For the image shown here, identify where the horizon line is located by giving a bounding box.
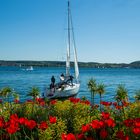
[0,59,139,64]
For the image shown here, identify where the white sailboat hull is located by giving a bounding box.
[45,83,80,99]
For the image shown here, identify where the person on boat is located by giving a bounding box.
[50,83,55,93]
[57,73,65,89]
[51,76,55,85]
[60,73,65,81]
[69,75,74,85]
[51,76,55,92]
[66,75,74,86]
[50,83,53,89]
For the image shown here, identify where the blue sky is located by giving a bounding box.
[0,0,140,63]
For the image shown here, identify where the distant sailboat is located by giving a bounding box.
[26,66,33,71]
[45,0,80,99]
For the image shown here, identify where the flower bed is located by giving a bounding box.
[0,97,140,140]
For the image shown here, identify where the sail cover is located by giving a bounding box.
[73,44,79,81]
[66,44,70,76]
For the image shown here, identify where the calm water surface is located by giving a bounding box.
[0,66,140,103]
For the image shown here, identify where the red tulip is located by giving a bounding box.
[82,124,90,133]
[49,116,57,124]
[38,121,48,130]
[25,120,36,130]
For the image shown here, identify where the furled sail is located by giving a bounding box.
[73,44,79,81]
[66,44,70,77]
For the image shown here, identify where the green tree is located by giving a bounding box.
[27,87,40,100]
[115,84,128,119]
[96,83,105,112]
[134,90,140,101]
[87,78,97,105]
[0,87,12,102]
[115,84,128,104]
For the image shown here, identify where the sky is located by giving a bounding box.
[0,0,140,63]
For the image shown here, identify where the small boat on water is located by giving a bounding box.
[44,0,80,99]
[26,66,33,71]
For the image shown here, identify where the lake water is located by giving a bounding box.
[0,66,140,103]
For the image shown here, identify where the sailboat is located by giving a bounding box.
[26,66,33,71]
[44,0,80,99]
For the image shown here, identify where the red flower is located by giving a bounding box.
[135,118,140,122]
[123,135,130,140]
[10,114,19,121]
[122,101,129,107]
[25,120,36,130]
[77,133,85,139]
[135,122,140,127]
[99,121,105,128]
[50,99,57,105]
[38,121,48,130]
[6,123,19,134]
[133,127,140,135]
[19,117,28,125]
[67,133,76,140]
[90,120,103,129]
[61,133,76,140]
[124,119,134,127]
[113,102,117,106]
[101,101,112,106]
[69,97,80,104]
[36,98,46,106]
[100,129,108,139]
[6,115,20,134]
[116,130,124,139]
[49,116,57,124]
[61,133,67,140]
[36,97,44,103]
[134,120,140,127]
[0,117,5,128]
[105,118,115,127]
[40,101,45,106]
[115,105,122,110]
[9,114,19,125]
[82,124,90,133]
[4,121,10,128]
[80,100,90,105]
[14,99,19,103]
[101,112,110,119]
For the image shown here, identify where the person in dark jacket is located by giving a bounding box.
[69,75,74,85]
[51,76,55,86]
[66,75,74,86]
[51,76,55,92]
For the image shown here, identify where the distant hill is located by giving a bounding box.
[0,60,140,68]
[130,61,140,68]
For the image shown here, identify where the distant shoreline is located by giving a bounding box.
[0,60,140,68]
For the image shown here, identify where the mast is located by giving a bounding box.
[66,0,79,81]
[70,6,79,81]
[66,0,70,77]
